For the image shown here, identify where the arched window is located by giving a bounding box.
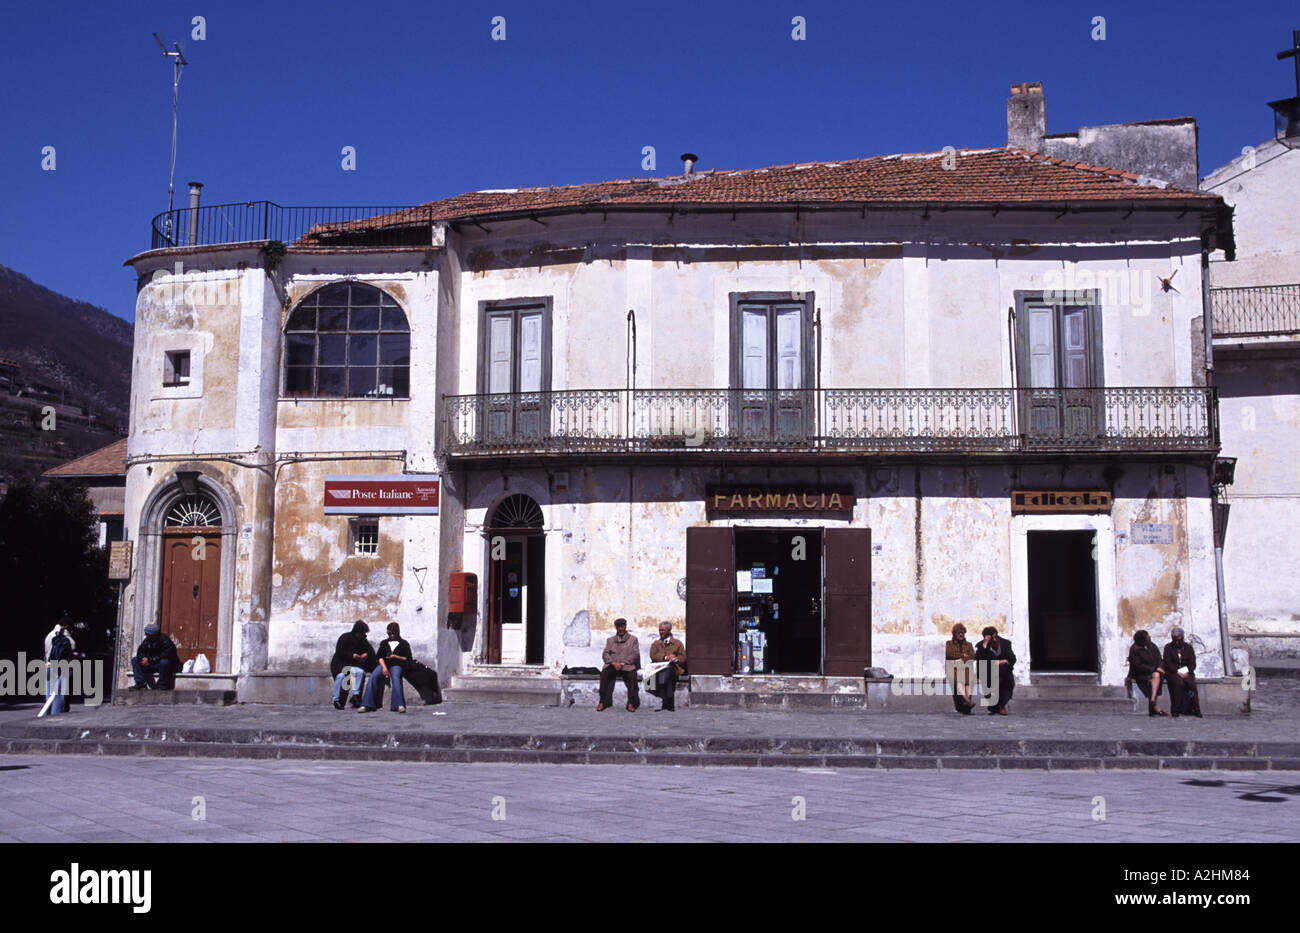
[284,282,410,398]
[488,494,544,531]
[164,493,223,528]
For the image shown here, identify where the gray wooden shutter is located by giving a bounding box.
[486,312,514,441]
[775,305,806,439]
[823,527,871,676]
[739,306,769,439]
[1060,305,1097,439]
[685,526,735,675]
[517,310,544,440]
[1026,304,1060,438]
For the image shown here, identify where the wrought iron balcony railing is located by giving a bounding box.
[441,387,1218,456]
[1210,284,1300,338]
[149,202,434,251]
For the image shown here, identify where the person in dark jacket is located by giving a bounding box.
[330,620,375,709]
[1162,627,1202,718]
[45,616,75,715]
[359,622,412,713]
[974,626,1016,715]
[1127,630,1167,716]
[130,623,180,690]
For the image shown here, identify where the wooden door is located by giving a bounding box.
[685,527,734,675]
[823,528,871,676]
[159,530,221,667]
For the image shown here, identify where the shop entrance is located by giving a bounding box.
[733,529,823,674]
[485,494,545,665]
[1027,530,1098,671]
[686,525,869,677]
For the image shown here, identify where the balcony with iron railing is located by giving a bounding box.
[1210,284,1300,339]
[440,387,1218,459]
[148,202,435,251]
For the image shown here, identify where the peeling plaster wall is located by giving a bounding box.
[1204,140,1300,654]
[454,463,1220,684]
[266,266,443,671]
[122,251,277,679]
[445,209,1221,682]
[449,211,1208,399]
[123,251,447,678]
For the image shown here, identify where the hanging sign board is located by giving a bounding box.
[324,474,440,515]
[108,541,133,580]
[1011,489,1112,514]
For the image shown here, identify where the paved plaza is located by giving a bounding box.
[1,754,1296,843]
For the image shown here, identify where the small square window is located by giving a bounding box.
[164,350,191,387]
[350,519,379,556]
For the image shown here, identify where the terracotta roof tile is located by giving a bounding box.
[43,438,128,478]
[299,146,1225,244]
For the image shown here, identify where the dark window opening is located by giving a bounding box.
[164,350,191,387]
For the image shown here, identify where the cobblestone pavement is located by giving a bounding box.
[0,755,1296,843]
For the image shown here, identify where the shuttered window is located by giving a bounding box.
[1014,292,1103,442]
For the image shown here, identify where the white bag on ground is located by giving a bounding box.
[193,654,211,674]
[182,659,196,674]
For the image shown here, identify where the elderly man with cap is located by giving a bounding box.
[330,620,375,709]
[1162,627,1202,718]
[130,623,180,690]
[597,618,641,712]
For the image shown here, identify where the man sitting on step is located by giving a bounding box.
[130,623,180,690]
[597,618,640,712]
[647,622,687,712]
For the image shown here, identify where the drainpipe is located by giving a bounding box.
[626,309,636,441]
[186,182,203,246]
[1202,237,1234,677]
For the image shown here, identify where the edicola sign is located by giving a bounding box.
[324,474,440,515]
[1011,489,1112,514]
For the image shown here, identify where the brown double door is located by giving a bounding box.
[685,526,871,676]
[160,529,221,667]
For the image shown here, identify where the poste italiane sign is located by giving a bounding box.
[324,474,440,515]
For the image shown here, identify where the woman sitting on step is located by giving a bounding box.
[1127,630,1168,717]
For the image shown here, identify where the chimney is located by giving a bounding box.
[680,152,699,175]
[1007,82,1045,151]
[186,182,203,246]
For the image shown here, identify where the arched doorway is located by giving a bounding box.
[485,494,545,664]
[159,492,224,668]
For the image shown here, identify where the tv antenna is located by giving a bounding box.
[153,33,189,244]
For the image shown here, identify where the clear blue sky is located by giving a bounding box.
[1,0,1295,321]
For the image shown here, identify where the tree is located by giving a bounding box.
[0,477,117,663]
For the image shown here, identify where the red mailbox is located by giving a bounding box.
[449,572,477,613]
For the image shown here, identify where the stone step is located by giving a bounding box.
[448,674,562,689]
[441,687,560,707]
[113,688,236,707]
[995,698,1134,714]
[1017,685,1129,700]
[691,691,869,709]
[3,733,1295,771]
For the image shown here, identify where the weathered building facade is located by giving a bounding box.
[1203,137,1300,659]
[120,144,1234,704]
